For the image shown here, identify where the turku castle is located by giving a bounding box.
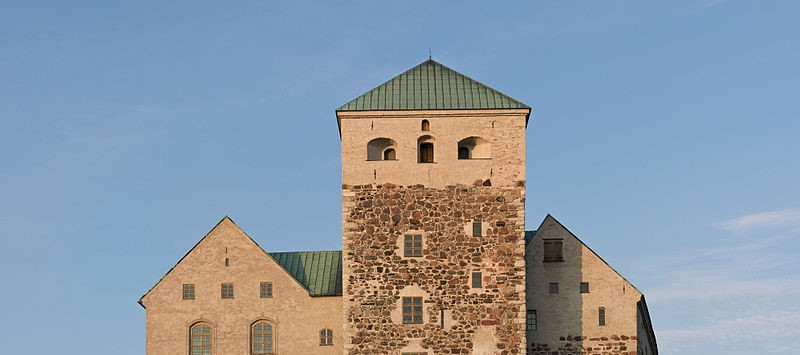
[139,59,658,355]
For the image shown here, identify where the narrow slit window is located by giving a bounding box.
[471,272,482,288]
[472,219,482,237]
[526,310,537,331]
[599,307,606,326]
[421,119,430,131]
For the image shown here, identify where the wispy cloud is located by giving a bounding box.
[719,208,800,232]
[660,308,800,353]
[644,208,800,354]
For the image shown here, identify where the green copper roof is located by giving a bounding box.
[337,59,530,111]
[269,251,342,296]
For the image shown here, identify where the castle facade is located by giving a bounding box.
[139,59,657,355]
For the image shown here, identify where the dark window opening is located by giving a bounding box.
[543,239,564,262]
[599,307,606,326]
[421,119,430,131]
[471,272,482,288]
[472,219,482,237]
[458,146,470,159]
[419,143,434,163]
[383,148,396,160]
[580,282,590,293]
[549,282,559,294]
[526,310,537,331]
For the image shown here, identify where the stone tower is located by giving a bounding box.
[337,59,531,355]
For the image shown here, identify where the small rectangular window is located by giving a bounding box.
[260,282,273,298]
[471,272,482,288]
[472,219,482,237]
[599,307,606,326]
[182,284,195,300]
[404,235,423,257]
[543,239,564,262]
[580,282,590,293]
[549,282,559,294]
[526,310,537,331]
[319,328,333,346]
[402,297,423,324]
[221,283,234,299]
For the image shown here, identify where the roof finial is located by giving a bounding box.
[428,48,432,60]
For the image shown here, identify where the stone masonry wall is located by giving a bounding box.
[529,335,637,355]
[342,183,526,355]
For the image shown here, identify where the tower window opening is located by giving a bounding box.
[367,138,398,161]
[458,147,470,159]
[421,119,430,131]
[419,143,434,163]
[383,148,396,160]
[457,136,491,159]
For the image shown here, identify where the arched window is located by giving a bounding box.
[417,135,435,163]
[367,138,398,161]
[457,137,491,159]
[421,119,430,131]
[252,321,274,354]
[190,322,213,355]
[383,148,396,160]
[319,328,333,346]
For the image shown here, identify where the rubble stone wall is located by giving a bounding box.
[342,183,527,355]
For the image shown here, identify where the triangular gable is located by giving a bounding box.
[530,214,643,294]
[337,59,531,113]
[138,216,340,308]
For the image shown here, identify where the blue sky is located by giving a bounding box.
[1,1,798,354]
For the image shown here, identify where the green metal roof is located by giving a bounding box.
[337,59,530,111]
[269,251,342,296]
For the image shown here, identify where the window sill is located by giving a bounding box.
[543,259,564,263]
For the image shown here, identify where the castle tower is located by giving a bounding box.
[337,59,531,355]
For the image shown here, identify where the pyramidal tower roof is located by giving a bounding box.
[337,59,530,112]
